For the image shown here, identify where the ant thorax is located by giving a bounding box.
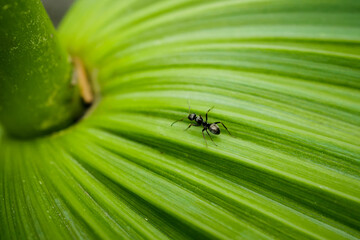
[195,116,203,124]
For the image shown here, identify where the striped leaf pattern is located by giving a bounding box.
[1,0,360,239]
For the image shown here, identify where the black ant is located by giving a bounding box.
[171,102,231,146]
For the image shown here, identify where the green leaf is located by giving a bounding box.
[1,0,360,239]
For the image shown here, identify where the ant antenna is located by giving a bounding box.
[188,99,191,114]
[171,100,191,126]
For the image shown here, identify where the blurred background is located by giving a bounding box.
[41,0,74,26]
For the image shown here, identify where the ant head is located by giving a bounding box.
[188,113,196,121]
[187,100,197,121]
[209,123,220,135]
[195,115,203,124]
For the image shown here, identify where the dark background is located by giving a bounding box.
[41,0,74,26]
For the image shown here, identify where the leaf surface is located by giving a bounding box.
[1,0,360,239]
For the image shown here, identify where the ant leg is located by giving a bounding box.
[201,129,208,147]
[185,123,199,131]
[171,117,186,126]
[214,122,231,135]
[206,129,217,146]
[205,106,214,123]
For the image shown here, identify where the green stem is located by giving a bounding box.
[0,0,84,139]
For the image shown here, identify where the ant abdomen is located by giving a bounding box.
[209,123,220,135]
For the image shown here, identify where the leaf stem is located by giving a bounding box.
[0,0,85,139]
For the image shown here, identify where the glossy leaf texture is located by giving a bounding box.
[1,0,360,239]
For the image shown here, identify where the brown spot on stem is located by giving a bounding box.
[73,57,93,104]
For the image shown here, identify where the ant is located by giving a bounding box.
[171,102,231,146]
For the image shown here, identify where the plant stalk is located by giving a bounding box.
[0,0,84,139]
